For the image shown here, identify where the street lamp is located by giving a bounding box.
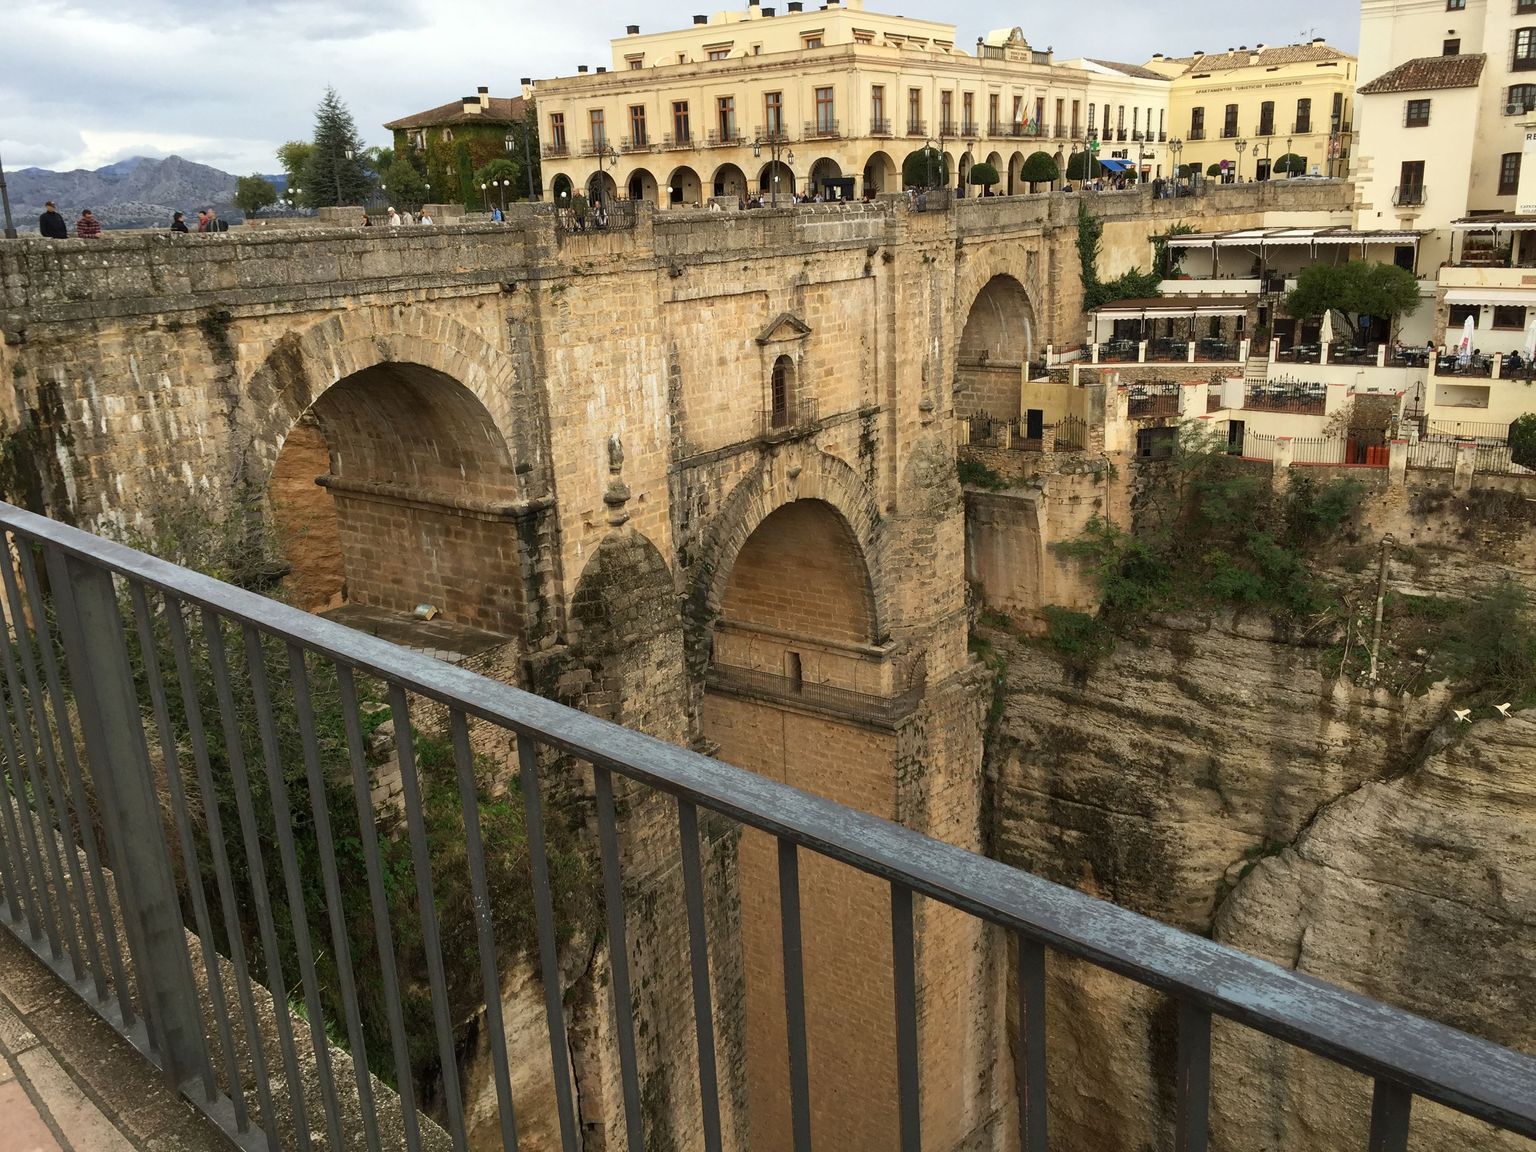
[1168,137,1183,184]
[0,149,16,239]
[1235,137,1247,182]
[332,145,355,206]
[751,132,793,207]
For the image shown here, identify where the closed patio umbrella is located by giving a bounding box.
[1524,316,1536,361]
[1319,308,1334,350]
[1458,314,1474,366]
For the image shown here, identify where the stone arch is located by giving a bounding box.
[587,170,619,205]
[626,166,659,204]
[694,449,887,648]
[808,156,842,195]
[1007,150,1025,195]
[955,273,1038,421]
[711,162,747,199]
[958,150,974,189]
[756,161,796,202]
[667,165,702,205]
[862,150,896,196]
[550,173,574,200]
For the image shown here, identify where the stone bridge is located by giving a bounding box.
[0,180,1350,1152]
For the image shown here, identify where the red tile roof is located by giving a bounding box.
[384,96,527,131]
[1358,54,1486,94]
[1162,43,1351,74]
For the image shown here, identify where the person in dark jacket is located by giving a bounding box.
[38,202,68,239]
[170,211,189,233]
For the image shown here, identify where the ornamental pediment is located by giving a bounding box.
[755,313,812,345]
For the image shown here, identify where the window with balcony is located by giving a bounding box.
[1223,104,1239,137]
[1500,151,1522,195]
[1087,103,1096,133]
[1449,303,1479,327]
[1258,100,1275,135]
[629,105,647,148]
[963,92,975,134]
[1015,96,1027,131]
[1056,98,1066,135]
[908,87,922,133]
[1190,106,1205,139]
[717,96,736,140]
[1515,27,1536,70]
[1444,38,1460,54]
[1405,99,1431,126]
[988,93,1000,133]
[1397,159,1425,205]
[1295,98,1312,133]
[872,86,887,133]
[1512,84,1536,113]
[673,101,691,143]
[547,114,566,150]
[1494,304,1527,328]
[815,86,836,135]
[765,91,783,136]
[1072,99,1082,135]
[940,90,953,133]
[590,109,606,148]
[1037,98,1048,135]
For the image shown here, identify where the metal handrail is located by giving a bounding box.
[0,501,1533,1150]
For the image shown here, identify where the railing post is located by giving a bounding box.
[45,551,210,1091]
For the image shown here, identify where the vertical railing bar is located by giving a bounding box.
[778,837,813,1152]
[677,799,723,1152]
[165,599,264,1139]
[891,882,921,1152]
[127,582,220,1102]
[203,610,312,1152]
[1367,1079,1413,1152]
[0,535,87,976]
[1174,999,1212,1152]
[447,709,518,1152]
[387,683,468,1152]
[0,586,67,961]
[289,646,383,1152]
[517,732,581,1152]
[336,666,423,1152]
[18,540,112,1002]
[0,671,40,937]
[41,545,147,1033]
[244,627,345,1152]
[594,763,645,1152]
[1016,934,1048,1152]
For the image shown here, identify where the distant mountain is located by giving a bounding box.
[7,155,241,231]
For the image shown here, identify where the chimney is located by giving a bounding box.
[693,13,708,23]
[1255,42,1266,51]
[1192,49,1204,57]
[478,85,490,108]
[1311,36,1325,45]
[762,5,774,13]
[1152,52,1164,59]
[596,66,607,72]
[577,64,589,72]
[626,23,639,33]
[462,95,481,114]
[788,1,802,10]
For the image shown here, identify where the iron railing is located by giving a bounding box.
[1128,384,1181,418]
[0,502,1533,1152]
[555,198,639,234]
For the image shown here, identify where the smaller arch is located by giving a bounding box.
[862,150,896,197]
[587,171,619,205]
[809,156,843,198]
[1007,151,1025,196]
[711,162,747,200]
[770,355,795,429]
[757,161,796,203]
[550,173,575,201]
[667,165,702,206]
[627,167,659,204]
[1052,149,1065,174]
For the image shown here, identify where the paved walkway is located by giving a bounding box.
[0,927,231,1152]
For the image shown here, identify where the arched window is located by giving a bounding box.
[771,355,794,428]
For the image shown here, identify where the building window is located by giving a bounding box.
[1015,96,1026,130]
[1511,84,1536,113]
[988,93,1000,131]
[1398,160,1425,204]
[1446,0,1465,8]
[771,355,794,428]
[802,34,823,49]
[673,101,691,142]
[717,96,736,140]
[1190,106,1205,137]
[1448,303,1479,327]
[815,86,836,134]
[1521,0,1536,12]
[872,85,886,131]
[1087,103,1096,132]
[765,91,783,135]
[1038,98,1048,133]
[1516,27,1536,70]
[1405,99,1431,127]
[1494,305,1527,328]
[1223,103,1239,137]
[442,128,454,143]
[1116,104,1125,131]
[963,91,975,133]
[1295,98,1312,133]
[708,48,730,61]
[629,105,647,147]
[940,90,953,131]
[1072,99,1082,134]
[1500,151,1522,195]
[1056,97,1066,135]
[1444,38,1460,54]
[1258,101,1275,135]
[547,115,565,150]
[908,87,922,133]
[589,110,605,148]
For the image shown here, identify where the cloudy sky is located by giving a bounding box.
[2,0,1359,176]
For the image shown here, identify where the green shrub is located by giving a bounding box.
[1042,605,1116,671]
[958,457,1009,489]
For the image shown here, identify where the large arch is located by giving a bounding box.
[667,165,702,206]
[862,150,896,196]
[955,273,1037,422]
[550,173,574,201]
[587,170,619,205]
[1007,150,1025,195]
[756,161,796,204]
[808,157,843,197]
[626,167,659,205]
[711,162,748,200]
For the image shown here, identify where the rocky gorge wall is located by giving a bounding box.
[974,465,1536,1150]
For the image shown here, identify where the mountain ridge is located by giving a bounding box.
[7,155,243,231]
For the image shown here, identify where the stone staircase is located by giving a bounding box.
[1242,349,1269,386]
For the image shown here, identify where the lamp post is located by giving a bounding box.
[592,144,619,205]
[507,126,533,203]
[751,132,793,207]
[1169,137,1183,185]
[0,150,16,239]
[1235,137,1247,182]
[423,182,431,211]
[332,146,354,207]
[925,135,948,192]
[1284,136,1293,177]
[1253,137,1271,180]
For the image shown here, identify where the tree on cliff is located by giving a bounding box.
[968,161,1000,193]
[1020,151,1060,191]
[234,176,278,218]
[305,87,373,208]
[1283,262,1422,343]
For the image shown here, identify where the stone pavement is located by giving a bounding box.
[0,927,232,1152]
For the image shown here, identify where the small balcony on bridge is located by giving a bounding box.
[0,503,1533,1152]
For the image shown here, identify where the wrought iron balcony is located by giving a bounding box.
[705,128,745,147]
[661,131,692,149]
[939,119,960,136]
[803,119,841,139]
[620,135,649,152]
[870,118,892,136]
[581,138,610,156]
[542,141,570,158]
[0,501,1532,1152]
[906,118,927,136]
[1393,184,1427,206]
[1188,127,1206,140]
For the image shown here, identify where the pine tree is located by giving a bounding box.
[307,87,373,208]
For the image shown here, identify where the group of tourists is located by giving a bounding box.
[384,206,434,226]
[35,201,230,238]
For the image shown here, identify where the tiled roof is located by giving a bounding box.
[1161,43,1352,73]
[1087,59,1171,81]
[384,96,526,130]
[1357,54,1486,94]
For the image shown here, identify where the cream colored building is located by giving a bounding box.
[532,0,1170,207]
[1142,41,1357,183]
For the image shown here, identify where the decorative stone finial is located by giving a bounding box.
[603,433,631,526]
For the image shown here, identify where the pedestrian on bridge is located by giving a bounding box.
[38,201,67,239]
[74,209,101,238]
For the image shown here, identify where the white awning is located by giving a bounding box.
[1166,227,1422,249]
[1442,287,1536,305]
[1450,218,1536,231]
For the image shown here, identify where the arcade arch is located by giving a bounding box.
[711,162,748,200]
[955,274,1037,422]
[626,167,659,204]
[668,165,702,206]
[862,151,896,196]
